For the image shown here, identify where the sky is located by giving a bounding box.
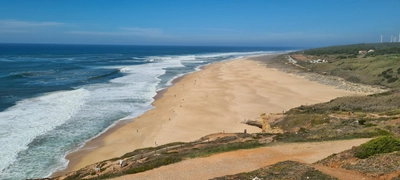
[0,0,399,47]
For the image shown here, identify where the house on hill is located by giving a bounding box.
[359,50,367,54]
[310,59,327,63]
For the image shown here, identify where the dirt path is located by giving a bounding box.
[312,164,374,180]
[112,139,370,180]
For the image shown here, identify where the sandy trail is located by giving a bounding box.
[312,164,374,180]
[62,56,368,174]
[112,139,371,180]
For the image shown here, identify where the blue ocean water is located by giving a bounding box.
[0,44,294,179]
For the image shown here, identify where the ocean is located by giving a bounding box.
[0,44,294,179]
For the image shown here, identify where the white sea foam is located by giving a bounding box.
[2,60,168,178]
[181,60,205,63]
[147,55,196,62]
[0,88,89,174]
[131,57,144,60]
[119,67,129,72]
[147,51,271,65]
[0,58,13,62]
[194,51,267,59]
[0,50,288,179]
[1,54,192,178]
[147,51,274,88]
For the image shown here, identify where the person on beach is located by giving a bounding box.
[119,159,123,167]
[95,167,100,174]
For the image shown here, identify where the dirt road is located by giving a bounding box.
[112,139,371,180]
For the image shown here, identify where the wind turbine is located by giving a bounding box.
[381,35,383,43]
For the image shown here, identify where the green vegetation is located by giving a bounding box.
[211,161,338,180]
[317,141,400,177]
[286,43,400,88]
[273,127,391,143]
[62,133,272,180]
[288,90,400,113]
[303,54,400,87]
[188,140,262,158]
[354,136,400,159]
[344,151,400,175]
[269,88,400,143]
[303,43,400,56]
[380,108,400,116]
[277,114,329,129]
[117,141,186,160]
[124,156,182,174]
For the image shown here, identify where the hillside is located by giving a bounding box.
[286,43,400,88]
[315,136,400,179]
[303,42,400,56]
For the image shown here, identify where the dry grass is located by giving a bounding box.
[56,133,275,180]
[211,161,338,180]
[291,54,308,61]
[316,143,400,178]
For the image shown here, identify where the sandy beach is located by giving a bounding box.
[58,55,369,175]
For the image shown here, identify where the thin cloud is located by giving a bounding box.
[203,28,240,33]
[0,19,64,29]
[119,27,162,36]
[0,19,65,34]
[68,27,163,37]
[259,31,337,40]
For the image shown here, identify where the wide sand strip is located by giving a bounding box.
[66,55,367,172]
[112,138,371,180]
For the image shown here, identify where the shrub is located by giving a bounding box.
[124,156,182,174]
[354,136,400,159]
[381,108,400,116]
[189,140,262,158]
[364,123,376,127]
[347,76,361,83]
[388,77,399,83]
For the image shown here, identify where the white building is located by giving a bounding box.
[310,59,327,63]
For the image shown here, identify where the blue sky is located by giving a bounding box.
[0,0,399,47]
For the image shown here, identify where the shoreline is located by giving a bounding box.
[52,81,179,176]
[51,60,214,176]
[53,54,370,177]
